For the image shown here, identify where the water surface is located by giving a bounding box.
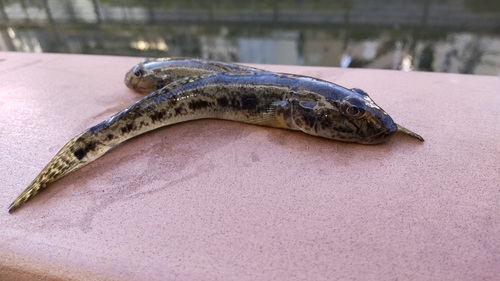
[1,0,499,75]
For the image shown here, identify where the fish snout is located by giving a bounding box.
[361,112,397,144]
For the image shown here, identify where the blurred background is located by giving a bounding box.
[0,0,499,76]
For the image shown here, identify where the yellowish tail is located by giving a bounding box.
[8,132,99,213]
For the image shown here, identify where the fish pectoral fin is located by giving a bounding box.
[242,102,289,128]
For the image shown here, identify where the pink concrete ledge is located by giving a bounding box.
[0,52,499,280]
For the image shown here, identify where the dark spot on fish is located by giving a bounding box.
[86,141,97,151]
[121,123,134,134]
[188,99,212,111]
[241,95,258,110]
[320,115,332,128]
[175,107,186,116]
[302,111,316,129]
[217,97,229,107]
[73,149,86,160]
[150,110,166,122]
[74,141,97,161]
[107,134,114,140]
[231,97,240,108]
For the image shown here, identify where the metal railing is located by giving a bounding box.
[0,0,499,29]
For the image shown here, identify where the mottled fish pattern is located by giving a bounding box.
[9,61,423,213]
[125,57,266,95]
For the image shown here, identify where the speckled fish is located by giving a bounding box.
[125,57,265,95]
[8,71,423,213]
[125,58,422,142]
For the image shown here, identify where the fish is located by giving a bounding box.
[125,58,423,141]
[125,57,265,95]
[8,70,423,213]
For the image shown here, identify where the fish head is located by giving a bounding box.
[125,58,217,95]
[124,63,167,95]
[291,88,397,144]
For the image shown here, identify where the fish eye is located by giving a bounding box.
[342,98,366,119]
[132,66,145,78]
[346,106,364,117]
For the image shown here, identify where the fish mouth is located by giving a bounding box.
[361,127,395,144]
[124,74,141,91]
[361,117,397,144]
[124,73,135,87]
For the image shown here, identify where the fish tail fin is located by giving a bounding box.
[8,132,97,213]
